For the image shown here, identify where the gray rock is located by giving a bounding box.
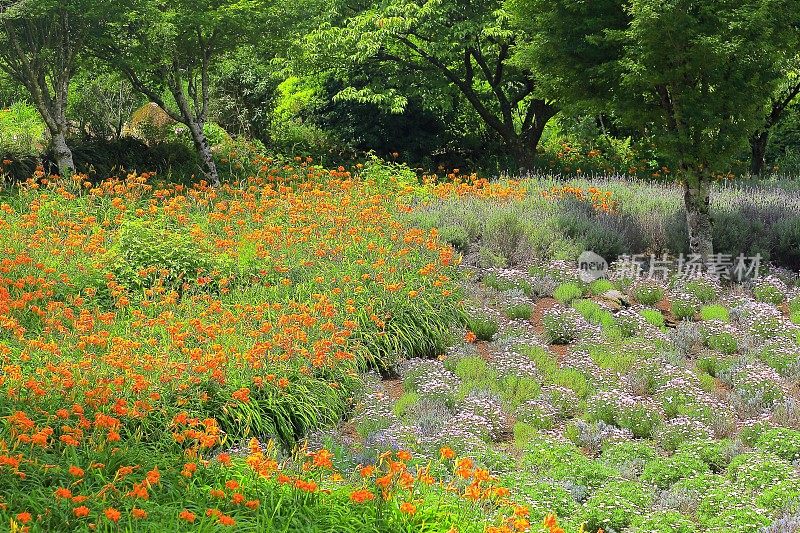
[599,289,631,310]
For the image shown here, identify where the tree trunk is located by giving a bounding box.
[51,127,75,176]
[683,178,713,259]
[510,139,536,173]
[750,130,769,176]
[168,71,220,188]
[187,119,219,188]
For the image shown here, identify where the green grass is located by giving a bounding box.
[640,309,665,328]
[453,355,493,381]
[482,272,516,292]
[589,278,615,295]
[504,303,533,320]
[553,282,584,304]
[632,283,664,305]
[754,282,785,305]
[513,422,539,450]
[393,391,420,418]
[700,304,730,322]
[521,345,558,377]
[451,354,502,399]
[542,309,579,344]
[499,375,541,409]
[0,101,44,156]
[671,297,699,320]
[789,296,800,314]
[698,372,716,392]
[588,343,637,373]
[684,279,718,303]
[465,315,499,341]
[551,368,591,399]
[572,299,615,328]
[705,332,738,354]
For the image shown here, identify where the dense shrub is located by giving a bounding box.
[553,282,584,304]
[108,218,213,291]
[704,330,739,355]
[642,452,709,489]
[580,481,653,532]
[465,315,499,341]
[69,137,200,180]
[671,293,700,320]
[617,404,661,438]
[756,428,800,462]
[505,303,533,320]
[684,278,718,304]
[632,281,664,305]
[600,441,657,473]
[542,308,580,344]
[630,511,698,533]
[573,299,615,328]
[728,452,794,492]
[754,277,787,305]
[411,176,800,271]
[0,102,44,157]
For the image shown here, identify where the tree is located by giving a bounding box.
[750,67,800,175]
[69,69,143,140]
[209,0,329,145]
[0,0,95,174]
[0,70,26,107]
[96,0,266,187]
[210,45,278,142]
[308,0,557,169]
[510,0,800,256]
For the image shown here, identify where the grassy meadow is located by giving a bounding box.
[2,159,800,533]
[0,161,529,532]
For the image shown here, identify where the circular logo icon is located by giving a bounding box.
[578,251,608,282]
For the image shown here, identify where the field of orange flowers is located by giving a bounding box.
[0,162,575,532]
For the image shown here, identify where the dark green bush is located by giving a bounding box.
[773,217,800,270]
[71,138,198,180]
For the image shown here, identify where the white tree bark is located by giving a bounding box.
[684,180,713,259]
[51,127,75,176]
[186,117,219,188]
[0,6,78,175]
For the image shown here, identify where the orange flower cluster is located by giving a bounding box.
[0,162,463,529]
[540,185,617,213]
[171,413,222,453]
[244,443,533,532]
[423,171,527,200]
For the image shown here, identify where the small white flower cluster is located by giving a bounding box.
[398,358,460,398]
